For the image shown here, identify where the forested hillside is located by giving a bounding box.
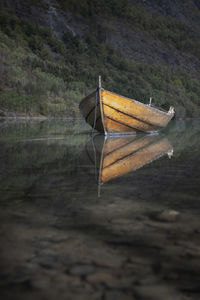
[0,0,200,117]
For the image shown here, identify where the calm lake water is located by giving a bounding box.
[0,118,200,300]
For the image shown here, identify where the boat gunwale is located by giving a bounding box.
[102,89,173,117]
[79,88,174,118]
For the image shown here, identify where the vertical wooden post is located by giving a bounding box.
[99,75,101,88]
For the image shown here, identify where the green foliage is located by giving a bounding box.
[58,0,200,59]
[58,0,130,19]
[0,0,199,118]
[0,90,27,112]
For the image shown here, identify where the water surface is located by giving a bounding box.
[0,118,200,300]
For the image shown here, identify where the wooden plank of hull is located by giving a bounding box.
[100,137,172,183]
[103,104,159,133]
[103,117,139,133]
[101,90,172,131]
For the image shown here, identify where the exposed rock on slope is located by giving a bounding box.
[9,0,200,74]
[0,0,199,117]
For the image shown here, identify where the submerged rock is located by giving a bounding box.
[105,291,133,300]
[69,264,95,276]
[150,210,180,223]
[87,272,115,285]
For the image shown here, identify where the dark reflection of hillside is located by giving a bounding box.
[1,119,200,207]
[0,118,90,141]
[165,119,200,154]
[157,119,200,209]
[0,119,91,207]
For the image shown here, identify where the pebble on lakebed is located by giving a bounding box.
[149,210,180,223]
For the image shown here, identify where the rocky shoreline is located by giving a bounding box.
[1,203,200,300]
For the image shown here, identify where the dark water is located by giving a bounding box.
[0,118,200,300]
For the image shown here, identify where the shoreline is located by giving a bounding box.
[1,116,200,121]
[0,116,84,120]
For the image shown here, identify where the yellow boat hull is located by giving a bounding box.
[79,89,174,135]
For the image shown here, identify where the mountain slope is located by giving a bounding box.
[0,0,199,117]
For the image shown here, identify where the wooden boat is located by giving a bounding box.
[85,134,173,184]
[79,78,175,135]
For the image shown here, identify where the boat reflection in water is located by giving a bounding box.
[85,134,173,185]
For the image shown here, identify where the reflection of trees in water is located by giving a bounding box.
[0,119,200,300]
[166,119,200,153]
[0,120,89,207]
[0,119,89,140]
[1,119,200,209]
